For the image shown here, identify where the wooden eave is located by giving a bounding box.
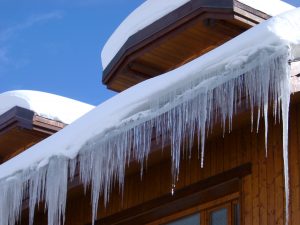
[0,106,66,163]
[102,0,270,92]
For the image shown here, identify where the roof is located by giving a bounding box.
[0,7,300,225]
[100,0,295,92]
[0,90,94,166]
[0,106,66,164]
[0,90,94,125]
[101,0,294,70]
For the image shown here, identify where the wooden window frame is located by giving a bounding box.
[93,163,251,225]
[154,193,239,225]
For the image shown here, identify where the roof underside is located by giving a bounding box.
[102,0,271,92]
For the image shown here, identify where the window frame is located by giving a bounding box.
[155,193,239,225]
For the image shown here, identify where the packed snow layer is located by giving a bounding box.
[0,8,300,225]
[0,90,94,124]
[101,0,295,70]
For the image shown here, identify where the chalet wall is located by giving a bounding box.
[25,102,300,225]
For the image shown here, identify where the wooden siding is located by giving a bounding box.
[22,99,300,224]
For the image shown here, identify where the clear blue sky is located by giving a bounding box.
[0,0,299,105]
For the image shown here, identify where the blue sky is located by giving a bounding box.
[0,0,299,105]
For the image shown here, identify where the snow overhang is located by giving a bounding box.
[101,0,295,92]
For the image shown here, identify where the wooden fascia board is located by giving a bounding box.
[102,0,270,89]
[33,115,66,134]
[0,106,66,136]
[233,0,270,23]
[0,106,34,135]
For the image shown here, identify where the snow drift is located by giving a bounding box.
[0,7,300,225]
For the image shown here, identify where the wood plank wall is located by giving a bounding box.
[25,102,300,225]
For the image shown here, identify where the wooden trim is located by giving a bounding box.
[152,193,239,225]
[102,0,270,89]
[93,163,251,225]
[33,115,66,134]
[233,1,270,21]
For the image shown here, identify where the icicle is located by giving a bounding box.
[0,175,24,225]
[45,157,68,225]
[68,158,77,181]
[77,45,290,225]
[281,57,291,225]
[28,167,47,225]
[0,44,293,225]
[262,64,270,157]
[171,184,175,196]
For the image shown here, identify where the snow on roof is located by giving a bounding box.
[0,90,94,124]
[101,0,191,70]
[0,8,300,225]
[101,0,295,70]
[238,0,295,16]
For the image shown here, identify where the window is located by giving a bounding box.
[157,195,240,225]
[210,207,227,225]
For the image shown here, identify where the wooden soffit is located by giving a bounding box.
[102,0,270,92]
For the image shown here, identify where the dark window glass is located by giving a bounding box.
[210,208,227,225]
[166,213,200,225]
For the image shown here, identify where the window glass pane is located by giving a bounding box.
[166,213,200,225]
[210,208,227,225]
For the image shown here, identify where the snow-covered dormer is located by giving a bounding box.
[101,0,294,92]
[0,90,94,163]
